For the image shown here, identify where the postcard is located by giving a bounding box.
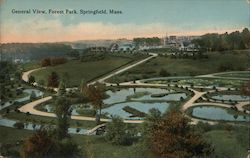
[0,0,249,158]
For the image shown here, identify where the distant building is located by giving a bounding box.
[110,43,135,52]
[88,47,108,53]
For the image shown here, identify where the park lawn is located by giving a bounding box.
[0,126,33,144]
[72,135,148,158]
[112,50,250,82]
[31,55,133,87]
[19,61,41,71]
[204,130,248,158]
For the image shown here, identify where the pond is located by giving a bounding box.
[0,118,88,134]
[211,95,250,101]
[0,89,44,110]
[104,87,185,104]
[102,102,170,119]
[190,106,250,122]
[42,103,93,116]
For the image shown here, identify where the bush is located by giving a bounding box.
[14,122,24,129]
[159,68,170,77]
[105,116,135,145]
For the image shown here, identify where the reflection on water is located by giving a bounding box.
[191,106,249,121]
[0,89,44,110]
[102,102,169,119]
[211,95,250,101]
[0,118,88,134]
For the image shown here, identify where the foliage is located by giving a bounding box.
[41,57,67,67]
[54,96,71,140]
[105,116,134,145]
[159,68,170,77]
[80,52,105,62]
[133,37,161,46]
[241,82,250,96]
[28,75,35,84]
[29,90,37,101]
[47,71,59,87]
[192,28,250,51]
[21,129,81,158]
[1,43,72,60]
[13,122,25,129]
[57,81,66,96]
[84,83,105,123]
[145,110,212,158]
[21,129,57,158]
[122,106,146,117]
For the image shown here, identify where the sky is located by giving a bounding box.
[0,0,249,43]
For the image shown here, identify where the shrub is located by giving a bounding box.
[14,122,24,129]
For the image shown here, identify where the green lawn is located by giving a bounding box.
[216,72,250,78]
[204,130,249,158]
[31,55,135,87]
[72,136,148,158]
[0,126,248,158]
[110,50,250,82]
[19,61,41,71]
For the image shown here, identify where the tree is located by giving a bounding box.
[159,68,170,77]
[21,130,57,158]
[28,75,35,84]
[241,82,250,96]
[41,58,51,67]
[62,72,70,87]
[57,81,66,96]
[80,78,86,93]
[105,116,134,145]
[146,110,212,158]
[85,83,105,123]
[54,97,71,140]
[47,71,59,87]
[29,90,37,101]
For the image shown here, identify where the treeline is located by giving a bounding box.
[192,28,250,51]
[1,43,72,60]
[41,57,67,67]
[133,37,161,46]
[80,52,105,62]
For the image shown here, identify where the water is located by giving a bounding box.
[133,93,187,101]
[0,118,88,134]
[0,89,44,110]
[211,95,250,101]
[104,88,182,104]
[43,103,93,116]
[191,106,250,121]
[102,102,169,119]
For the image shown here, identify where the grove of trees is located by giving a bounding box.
[192,28,250,51]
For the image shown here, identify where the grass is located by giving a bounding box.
[204,130,248,158]
[31,55,134,87]
[19,61,41,71]
[216,72,250,78]
[72,135,147,158]
[122,106,146,117]
[110,50,250,82]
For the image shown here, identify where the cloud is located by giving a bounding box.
[1,18,244,43]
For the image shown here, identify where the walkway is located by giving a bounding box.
[89,53,157,84]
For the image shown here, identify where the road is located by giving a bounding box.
[22,67,45,82]
[19,54,249,125]
[89,53,157,84]
[18,96,143,124]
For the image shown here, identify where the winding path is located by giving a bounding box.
[18,54,250,125]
